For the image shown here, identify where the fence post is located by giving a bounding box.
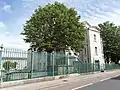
[86,62,88,73]
[52,52,54,77]
[28,49,33,79]
[78,61,80,74]
[93,58,95,72]
[45,52,47,77]
[0,45,3,83]
[67,54,69,75]
[0,51,2,83]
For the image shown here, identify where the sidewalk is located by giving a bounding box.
[1,70,120,90]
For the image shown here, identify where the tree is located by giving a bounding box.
[12,62,17,69]
[3,61,17,71]
[21,2,85,53]
[98,21,120,63]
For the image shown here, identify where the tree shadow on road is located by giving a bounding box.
[111,76,120,80]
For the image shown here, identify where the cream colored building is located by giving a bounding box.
[79,21,105,69]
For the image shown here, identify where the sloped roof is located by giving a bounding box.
[83,21,100,32]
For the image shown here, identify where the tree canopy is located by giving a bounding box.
[98,21,120,63]
[21,2,85,53]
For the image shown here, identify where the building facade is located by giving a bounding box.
[79,22,105,69]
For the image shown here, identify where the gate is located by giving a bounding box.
[94,60,100,71]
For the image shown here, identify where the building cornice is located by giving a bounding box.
[83,21,100,33]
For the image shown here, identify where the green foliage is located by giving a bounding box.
[98,21,120,63]
[22,2,85,53]
[3,61,17,71]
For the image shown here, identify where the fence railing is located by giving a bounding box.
[0,48,120,82]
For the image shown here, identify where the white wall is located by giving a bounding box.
[88,27,105,65]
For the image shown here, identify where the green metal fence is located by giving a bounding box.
[0,48,120,82]
[104,63,120,70]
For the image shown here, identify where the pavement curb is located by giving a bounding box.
[0,73,81,88]
[0,76,55,88]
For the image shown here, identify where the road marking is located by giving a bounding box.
[42,74,120,90]
[100,74,120,82]
[71,83,93,90]
[100,77,111,82]
[72,74,120,90]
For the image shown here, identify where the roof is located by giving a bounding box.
[83,21,100,32]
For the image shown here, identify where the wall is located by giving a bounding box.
[88,27,105,65]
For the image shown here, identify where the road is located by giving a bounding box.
[42,71,120,90]
[44,76,120,90]
[78,76,120,90]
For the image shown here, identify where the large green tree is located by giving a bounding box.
[98,21,120,63]
[21,2,85,53]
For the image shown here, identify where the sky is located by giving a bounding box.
[0,0,120,50]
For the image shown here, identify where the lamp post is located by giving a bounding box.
[0,44,3,83]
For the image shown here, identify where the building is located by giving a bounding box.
[79,21,105,69]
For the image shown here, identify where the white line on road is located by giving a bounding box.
[71,83,93,90]
[100,74,120,82]
[100,77,111,82]
[71,74,120,90]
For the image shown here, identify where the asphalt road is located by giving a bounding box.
[42,71,120,90]
[78,76,120,90]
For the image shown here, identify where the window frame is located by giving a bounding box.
[94,34,96,42]
[95,47,98,55]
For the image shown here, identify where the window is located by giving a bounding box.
[69,52,71,55]
[95,47,98,55]
[94,34,96,41]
